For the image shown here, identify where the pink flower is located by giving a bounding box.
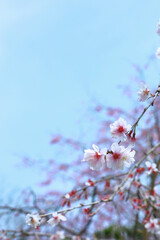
[82,144,107,170]
[107,143,135,170]
[145,161,158,175]
[145,218,160,234]
[107,143,124,170]
[48,213,67,227]
[110,118,131,142]
[137,82,150,102]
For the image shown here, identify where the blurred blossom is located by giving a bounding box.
[156,47,160,59]
[137,82,150,101]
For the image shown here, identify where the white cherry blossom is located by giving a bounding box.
[64,193,70,199]
[50,231,65,240]
[110,118,131,141]
[107,143,135,170]
[48,213,67,227]
[121,145,135,168]
[145,161,158,175]
[137,82,150,102]
[25,213,41,228]
[85,179,94,186]
[145,218,160,234]
[82,144,107,170]
[107,143,124,170]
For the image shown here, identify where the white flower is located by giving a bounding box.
[107,143,135,170]
[82,144,107,170]
[145,218,160,234]
[25,213,41,228]
[48,213,67,227]
[85,181,91,186]
[156,47,160,59]
[50,231,65,240]
[157,20,160,35]
[137,82,150,102]
[107,143,124,170]
[110,118,131,142]
[64,193,70,199]
[121,145,135,168]
[145,161,158,175]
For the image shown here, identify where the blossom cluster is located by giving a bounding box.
[82,118,136,170]
[25,212,66,229]
[145,161,158,175]
[23,21,160,238]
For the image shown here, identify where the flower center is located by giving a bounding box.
[150,222,155,228]
[113,152,121,160]
[144,89,150,95]
[118,126,124,133]
[95,152,101,160]
[31,219,35,224]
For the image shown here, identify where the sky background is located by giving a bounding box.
[0,0,160,198]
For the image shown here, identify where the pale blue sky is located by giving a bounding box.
[0,0,160,196]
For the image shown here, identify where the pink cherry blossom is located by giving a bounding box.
[110,118,131,141]
[145,218,160,234]
[48,213,67,227]
[137,82,150,102]
[107,143,135,170]
[82,144,107,170]
[145,161,158,175]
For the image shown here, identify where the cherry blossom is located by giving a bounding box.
[157,20,160,35]
[137,82,150,102]
[64,193,70,199]
[145,218,160,234]
[107,143,135,170]
[121,145,135,168]
[50,231,65,240]
[25,213,41,228]
[156,47,160,59]
[82,144,107,170]
[145,161,158,175]
[110,118,131,141]
[48,213,67,227]
[85,179,95,186]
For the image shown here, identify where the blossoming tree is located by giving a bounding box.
[1,21,160,240]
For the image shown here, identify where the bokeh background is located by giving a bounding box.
[0,0,160,197]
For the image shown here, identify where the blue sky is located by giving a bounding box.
[0,0,160,196]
